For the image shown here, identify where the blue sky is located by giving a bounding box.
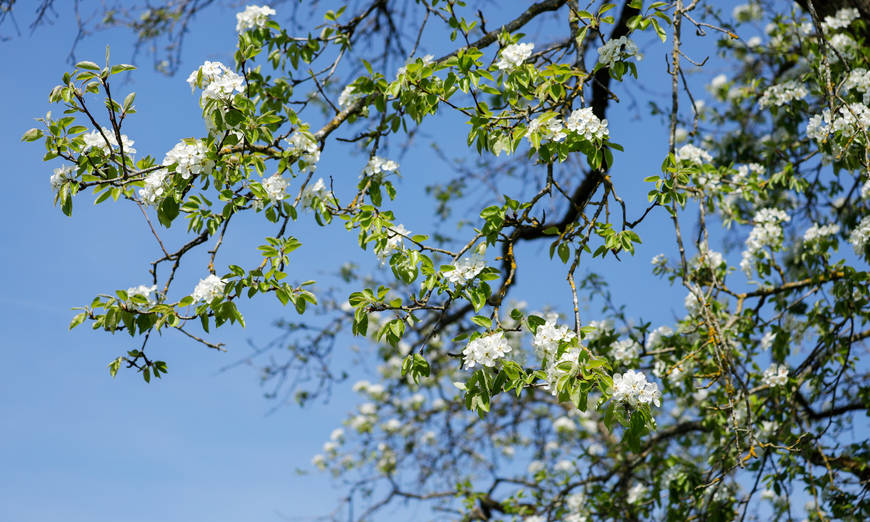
[0,1,778,521]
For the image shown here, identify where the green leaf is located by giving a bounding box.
[21,128,44,142]
[69,312,87,329]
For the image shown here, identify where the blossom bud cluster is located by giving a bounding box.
[463,332,511,368]
[495,42,534,71]
[444,252,485,285]
[163,140,213,179]
[596,36,640,68]
[191,274,226,302]
[235,5,276,33]
[740,208,790,276]
[186,61,244,104]
[611,369,661,408]
[338,84,361,109]
[758,80,808,108]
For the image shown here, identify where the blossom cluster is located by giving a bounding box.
[565,107,609,141]
[363,156,399,178]
[235,5,275,33]
[758,80,808,108]
[300,178,330,209]
[126,284,158,311]
[740,208,790,275]
[849,216,870,254]
[192,274,226,302]
[163,140,213,179]
[82,127,136,155]
[675,144,712,165]
[50,165,74,191]
[761,364,788,387]
[596,36,640,68]
[803,223,839,243]
[821,7,859,32]
[611,338,640,364]
[463,332,511,368]
[186,61,244,104]
[444,252,485,285]
[261,174,289,202]
[495,42,534,71]
[376,224,410,262]
[527,115,566,143]
[611,369,661,408]
[139,169,169,206]
[338,84,361,110]
[286,131,320,173]
[844,68,870,104]
[532,316,576,361]
[807,103,870,147]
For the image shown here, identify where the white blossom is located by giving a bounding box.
[201,71,244,102]
[733,4,762,22]
[163,140,213,179]
[286,131,320,173]
[821,8,859,32]
[553,416,577,433]
[262,174,289,201]
[527,115,566,143]
[759,330,775,351]
[861,179,870,199]
[444,253,486,286]
[758,80,809,108]
[311,454,327,470]
[612,338,640,364]
[192,274,226,302]
[565,107,609,141]
[338,84,361,109]
[50,165,74,190]
[495,42,534,70]
[829,33,857,59]
[554,459,573,473]
[675,144,712,165]
[627,483,648,504]
[844,68,870,104]
[376,223,410,262]
[803,223,839,243]
[710,74,728,90]
[330,428,345,442]
[81,127,136,155]
[740,208,790,276]
[646,325,673,350]
[762,363,789,387]
[126,284,158,311]
[528,460,545,474]
[532,316,576,361]
[463,332,511,368]
[382,418,402,433]
[611,369,661,408]
[849,215,870,254]
[363,156,399,178]
[235,5,276,33]
[186,61,229,91]
[597,36,640,68]
[139,169,169,206]
[300,178,330,208]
